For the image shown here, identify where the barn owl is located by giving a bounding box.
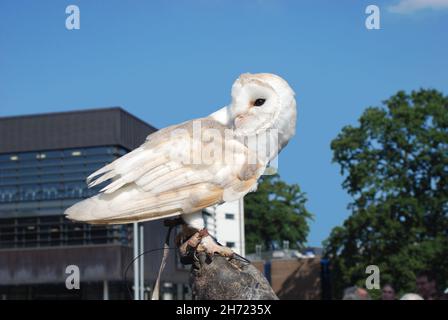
[65,73,297,256]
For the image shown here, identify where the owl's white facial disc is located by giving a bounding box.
[229,73,297,151]
[230,79,279,136]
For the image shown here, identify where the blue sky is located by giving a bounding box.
[1,1,447,247]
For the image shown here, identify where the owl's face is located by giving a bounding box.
[229,73,296,140]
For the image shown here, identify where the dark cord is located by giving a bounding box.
[122,247,177,299]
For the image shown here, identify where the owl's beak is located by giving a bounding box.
[233,114,243,127]
[235,114,245,121]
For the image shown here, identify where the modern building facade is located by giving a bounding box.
[0,107,246,299]
[0,108,191,299]
[211,200,245,256]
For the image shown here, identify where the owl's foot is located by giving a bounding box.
[178,230,202,258]
[178,228,234,262]
[196,230,234,258]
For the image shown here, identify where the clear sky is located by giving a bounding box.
[1,0,447,247]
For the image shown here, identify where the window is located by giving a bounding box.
[61,172,85,182]
[225,213,235,220]
[0,176,18,186]
[0,188,16,203]
[44,150,63,159]
[40,166,63,175]
[64,182,84,199]
[0,215,131,248]
[0,168,18,177]
[42,183,62,200]
[226,242,235,248]
[19,152,38,161]
[23,187,39,201]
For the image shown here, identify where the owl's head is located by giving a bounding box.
[229,73,297,149]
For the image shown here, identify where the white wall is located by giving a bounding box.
[212,199,245,256]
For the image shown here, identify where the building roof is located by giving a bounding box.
[0,107,157,154]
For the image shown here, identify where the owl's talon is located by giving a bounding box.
[178,228,210,262]
[196,236,234,259]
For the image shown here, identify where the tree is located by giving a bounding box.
[244,174,313,254]
[324,89,448,298]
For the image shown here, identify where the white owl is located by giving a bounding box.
[65,73,297,256]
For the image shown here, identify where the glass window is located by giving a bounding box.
[33,158,62,166]
[0,161,19,169]
[40,166,63,175]
[61,172,86,182]
[16,166,39,176]
[17,184,36,202]
[62,163,87,172]
[225,213,235,220]
[0,154,12,162]
[44,150,63,159]
[18,175,41,184]
[38,200,63,210]
[38,208,63,216]
[66,223,85,244]
[82,147,114,156]
[15,199,40,209]
[60,199,80,208]
[0,168,18,178]
[62,156,111,166]
[86,154,115,162]
[18,152,38,161]
[0,214,132,248]
[85,162,107,173]
[39,174,62,184]
[42,183,61,200]
[0,188,17,203]
[226,242,235,248]
[90,226,108,243]
[64,182,85,199]
[22,186,40,201]
[0,176,18,186]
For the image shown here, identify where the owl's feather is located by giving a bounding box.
[65,73,296,227]
[65,117,264,224]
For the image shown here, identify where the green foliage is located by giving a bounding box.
[324,89,448,298]
[244,174,313,254]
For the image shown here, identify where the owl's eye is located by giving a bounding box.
[253,98,266,107]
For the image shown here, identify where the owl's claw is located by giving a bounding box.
[178,228,234,265]
[196,234,234,259]
[198,243,234,258]
[179,230,203,258]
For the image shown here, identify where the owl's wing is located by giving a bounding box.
[64,117,264,224]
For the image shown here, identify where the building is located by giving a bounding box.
[0,108,192,299]
[248,247,325,300]
[0,107,246,299]
[209,200,245,256]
